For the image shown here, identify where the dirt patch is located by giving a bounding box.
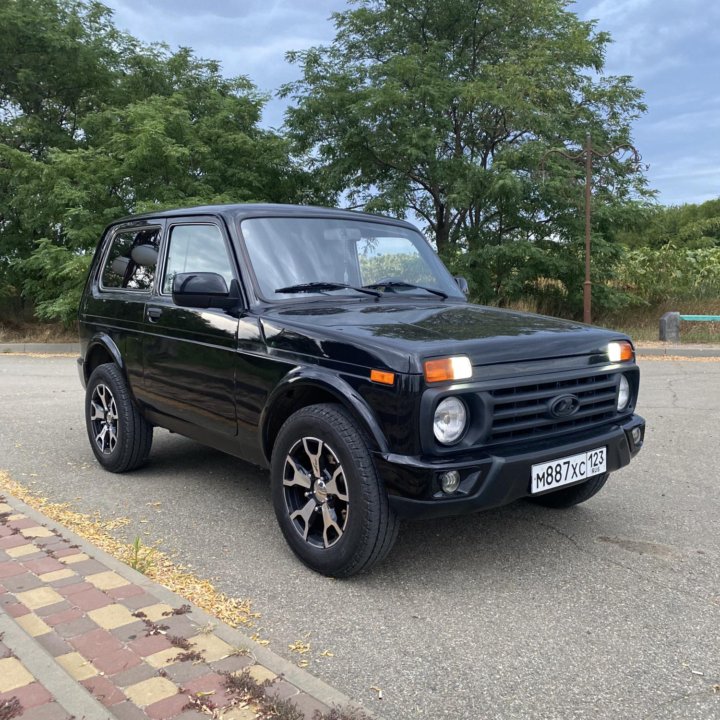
[597,536,684,561]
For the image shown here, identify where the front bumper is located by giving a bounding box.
[377,415,645,519]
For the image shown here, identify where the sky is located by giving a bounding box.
[103,0,719,207]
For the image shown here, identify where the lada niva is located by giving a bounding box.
[78,204,645,576]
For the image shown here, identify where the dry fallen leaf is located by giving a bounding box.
[288,640,311,654]
[0,472,261,631]
[320,649,334,657]
[250,633,270,647]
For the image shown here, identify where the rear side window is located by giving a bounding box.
[100,227,161,291]
[162,224,234,294]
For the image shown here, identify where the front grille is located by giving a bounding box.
[486,372,619,445]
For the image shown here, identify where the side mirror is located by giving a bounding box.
[454,276,469,295]
[172,272,237,309]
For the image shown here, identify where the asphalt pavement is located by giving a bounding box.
[1,354,719,720]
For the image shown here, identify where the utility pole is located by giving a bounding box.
[541,133,641,324]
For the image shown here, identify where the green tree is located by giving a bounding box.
[0,0,316,323]
[282,0,648,258]
[616,197,720,249]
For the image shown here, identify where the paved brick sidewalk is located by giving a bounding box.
[0,493,373,720]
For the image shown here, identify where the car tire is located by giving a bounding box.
[271,403,398,577]
[85,363,153,473]
[529,472,610,508]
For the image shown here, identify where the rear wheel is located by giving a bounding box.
[271,403,398,577]
[85,363,153,473]
[529,473,609,508]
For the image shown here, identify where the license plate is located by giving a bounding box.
[531,447,607,494]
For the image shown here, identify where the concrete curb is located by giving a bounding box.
[1,489,382,720]
[635,344,720,358]
[0,343,79,354]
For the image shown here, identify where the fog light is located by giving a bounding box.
[631,427,642,445]
[441,470,461,494]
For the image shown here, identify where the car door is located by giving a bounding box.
[87,221,164,396]
[142,218,239,436]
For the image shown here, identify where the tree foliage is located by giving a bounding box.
[0,0,317,322]
[1,0,716,326]
[615,197,720,249]
[618,245,720,306]
[283,0,648,256]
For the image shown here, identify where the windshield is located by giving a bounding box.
[240,216,464,301]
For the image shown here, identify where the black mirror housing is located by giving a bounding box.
[172,272,237,309]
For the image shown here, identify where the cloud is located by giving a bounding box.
[107,0,339,91]
[573,0,720,203]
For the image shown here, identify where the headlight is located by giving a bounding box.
[608,341,634,362]
[617,374,630,411]
[433,397,467,444]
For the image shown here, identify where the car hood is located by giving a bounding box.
[259,300,628,373]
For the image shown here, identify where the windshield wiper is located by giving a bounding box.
[363,281,448,299]
[274,282,382,297]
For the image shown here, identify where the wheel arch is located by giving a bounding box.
[83,334,125,384]
[261,369,389,463]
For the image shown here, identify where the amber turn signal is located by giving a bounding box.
[423,356,473,383]
[370,369,395,385]
[607,341,634,363]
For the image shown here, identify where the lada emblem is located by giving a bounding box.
[548,394,580,419]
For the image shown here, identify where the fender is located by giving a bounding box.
[83,333,126,383]
[260,365,390,462]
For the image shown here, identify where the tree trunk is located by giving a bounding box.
[435,203,451,255]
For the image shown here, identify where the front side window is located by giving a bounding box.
[162,224,234,294]
[240,217,464,301]
[101,227,160,291]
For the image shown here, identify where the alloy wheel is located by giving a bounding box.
[283,437,349,549]
[89,383,118,454]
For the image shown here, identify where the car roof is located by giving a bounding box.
[112,203,417,230]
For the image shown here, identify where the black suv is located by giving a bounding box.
[78,204,645,576]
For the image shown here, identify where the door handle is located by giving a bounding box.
[147,307,163,322]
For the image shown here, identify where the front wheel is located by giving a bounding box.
[529,473,610,508]
[271,404,398,577]
[85,363,153,473]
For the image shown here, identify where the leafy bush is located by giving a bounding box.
[617,245,720,305]
[446,236,632,320]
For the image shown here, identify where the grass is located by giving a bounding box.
[128,535,157,574]
[597,299,720,344]
[0,320,77,344]
[503,298,720,344]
